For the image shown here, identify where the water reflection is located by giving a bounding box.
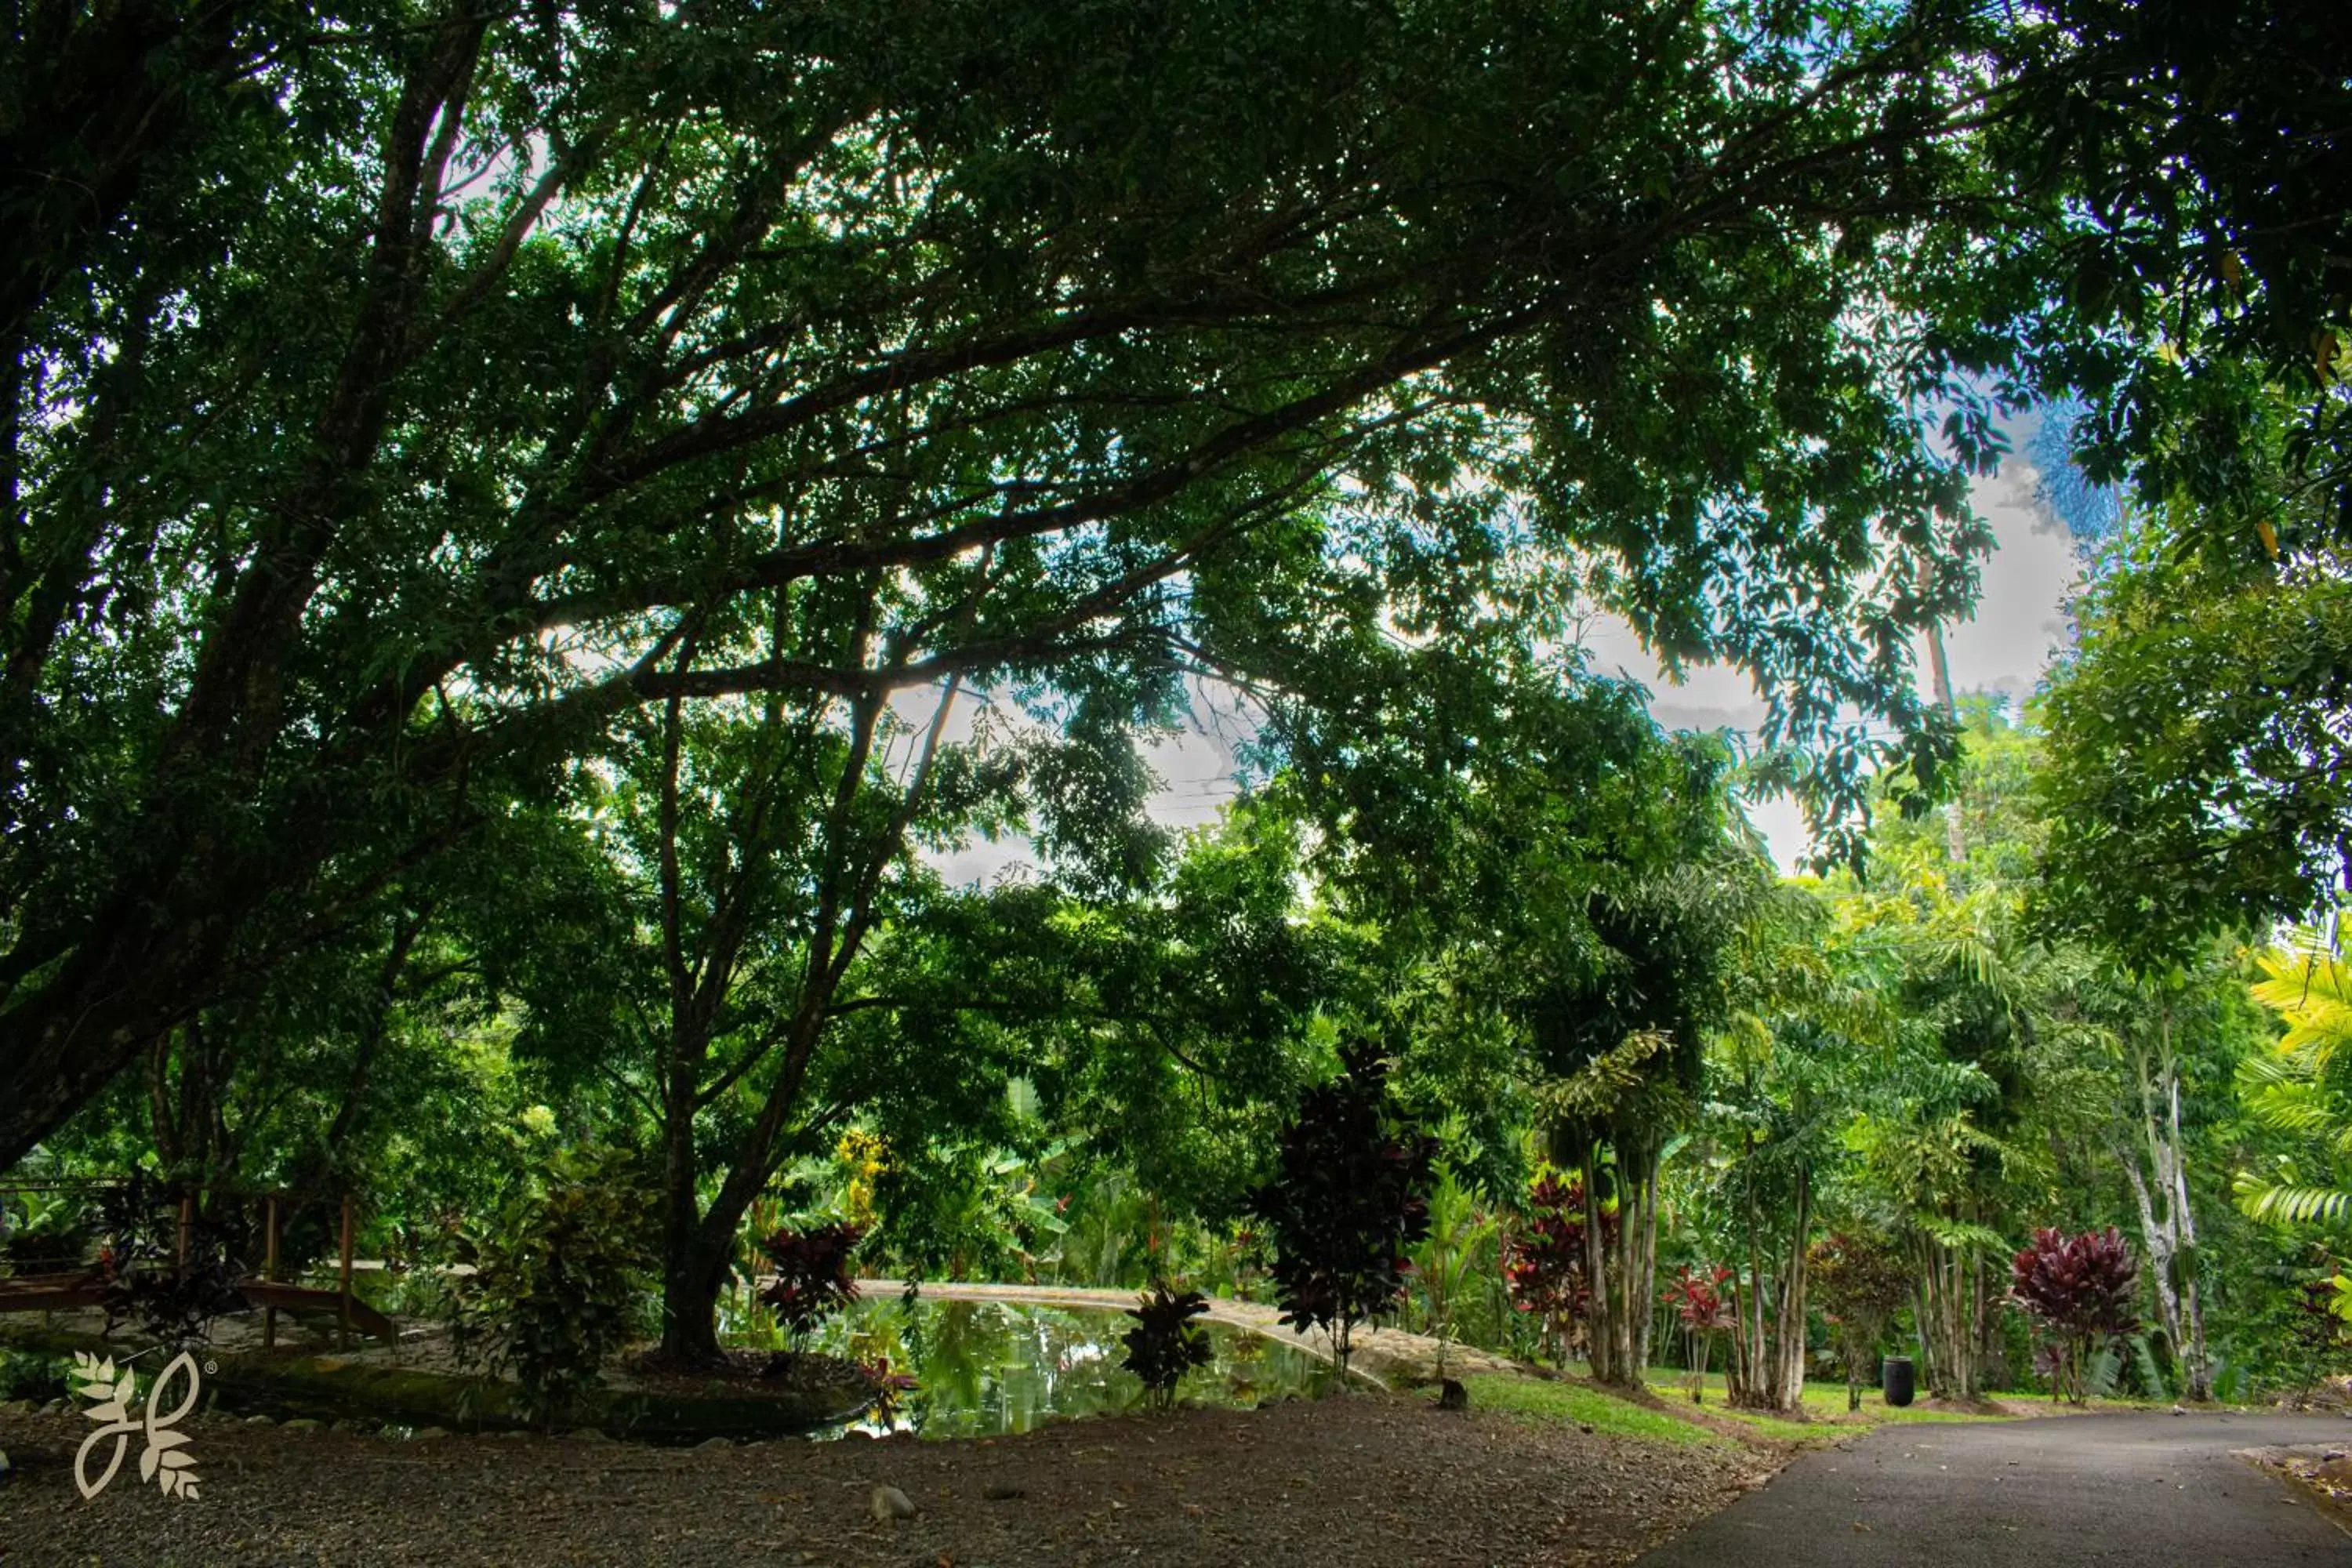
[798,1298,1338,1439]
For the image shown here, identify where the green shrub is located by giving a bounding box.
[0,1348,70,1402]
[445,1145,656,1425]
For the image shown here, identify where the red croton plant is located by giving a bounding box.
[1502,1171,1620,1367]
[757,1221,867,1354]
[1661,1263,1737,1403]
[2011,1226,2140,1404]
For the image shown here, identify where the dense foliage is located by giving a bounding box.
[0,0,2029,1184]
[5,0,2351,1436]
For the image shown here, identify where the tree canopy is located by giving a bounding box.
[0,0,2049,1164]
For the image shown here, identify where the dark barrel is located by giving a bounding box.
[1882,1354,1915,1407]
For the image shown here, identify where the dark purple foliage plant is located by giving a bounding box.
[1501,1170,1617,1367]
[1250,1044,1438,1378]
[757,1220,866,1350]
[1122,1283,1214,1411]
[2011,1226,2139,1404]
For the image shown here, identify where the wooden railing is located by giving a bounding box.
[0,1180,396,1345]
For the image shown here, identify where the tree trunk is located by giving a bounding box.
[1579,1149,1617,1382]
[1925,619,1965,864]
[659,1226,733,1364]
[1768,1167,1811,1408]
[1571,1134,1657,1388]
[1581,1133,1662,1389]
[2122,1006,2212,1400]
[1726,1162,1811,1410]
[1913,1232,1977,1400]
[656,1010,720,1362]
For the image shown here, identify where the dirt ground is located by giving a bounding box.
[2241,1442,2352,1537]
[0,1387,1782,1567]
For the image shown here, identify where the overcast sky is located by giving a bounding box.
[927,453,2085,886]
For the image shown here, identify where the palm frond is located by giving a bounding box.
[2238,1181,2352,1228]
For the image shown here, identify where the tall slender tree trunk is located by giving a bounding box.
[1573,1132,1661,1388]
[1726,1162,1812,1410]
[1579,1148,1617,1383]
[1913,1232,1978,1400]
[2122,1004,2211,1400]
[1926,619,1967,864]
[1769,1167,1812,1407]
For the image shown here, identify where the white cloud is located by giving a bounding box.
[920,463,2083,884]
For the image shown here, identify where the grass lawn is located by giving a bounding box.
[1643,1370,2008,1428]
[1460,1374,1730,1446]
[1459,1365,2020,1452]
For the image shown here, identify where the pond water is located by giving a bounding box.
[0,1293,1342,1443]
[789,1296,1340,1439]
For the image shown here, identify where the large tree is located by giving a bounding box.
[2,0,2029,1167]
[1997,1,2352,963]
[2035,520,2352,967]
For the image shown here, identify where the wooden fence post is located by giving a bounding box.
[338,1193,356,1349]
[263,1195,280,1351]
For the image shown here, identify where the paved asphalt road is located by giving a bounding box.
[1635,1412,2351,1566]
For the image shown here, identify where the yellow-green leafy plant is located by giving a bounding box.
[2238,929,2352,1229]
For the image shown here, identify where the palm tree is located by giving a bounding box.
[2239,926,2352,1229]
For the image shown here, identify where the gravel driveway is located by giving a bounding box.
[0,1388,1779,1566]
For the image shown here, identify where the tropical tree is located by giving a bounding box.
[1252,1044,1437,1378]
[503,661,1074,1359]
[1809,1232,1914,1411]
[2036,529,2352,971]
[2028,942,2266,1403]
[1532,858,1756,1388]
[1697,880,1889,1410]
[1,0,2045,1166]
